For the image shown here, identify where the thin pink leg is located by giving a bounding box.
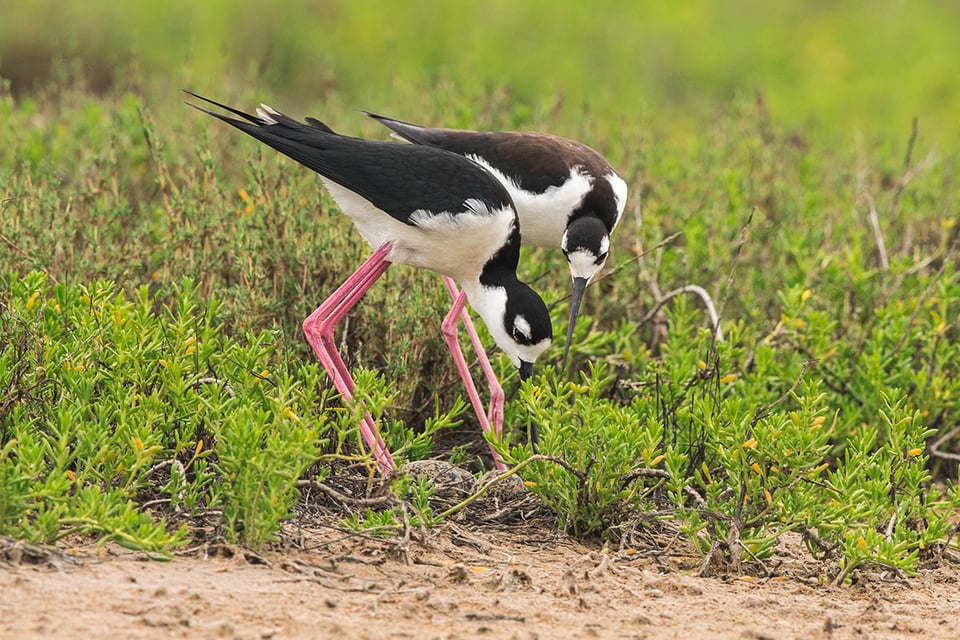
[303,242,395,473]
[440,276,506,470]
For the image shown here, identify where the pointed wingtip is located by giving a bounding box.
[363,111,416,143]
[182,89,211,113]
[183,99,224,121]
[304,116,335,133]
[361,110,389,123]
[182,90,225,111]
[363,112,426,145]
[182,91,265,125]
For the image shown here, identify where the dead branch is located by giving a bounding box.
[296,479,397,507]
[929,424,960,462]
[710,211,754,353]
[636,284,723,341]
[864,189,890,274]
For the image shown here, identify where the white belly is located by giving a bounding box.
[323,180,516,282]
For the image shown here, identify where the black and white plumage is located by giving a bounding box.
[187,93,552,373]
[365,113,628,364]
[187,93,553,472]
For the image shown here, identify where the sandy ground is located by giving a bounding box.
[3,522,960,640]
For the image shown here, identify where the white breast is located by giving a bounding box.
[467,158,593,248]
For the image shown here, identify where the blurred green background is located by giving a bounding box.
[2,0,957,137]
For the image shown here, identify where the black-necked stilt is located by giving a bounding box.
[365,114,628,365]
[187,93,552,473]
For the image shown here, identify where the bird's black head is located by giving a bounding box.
[559,216,610,366]
[561,216,611,277]
[502,281,553,380]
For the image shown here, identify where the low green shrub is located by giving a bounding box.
[0,271,335,550]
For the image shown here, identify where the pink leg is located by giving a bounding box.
[303,242,395,474]
[440,276,506,470]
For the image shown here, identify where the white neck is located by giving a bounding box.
[459,280,514,361]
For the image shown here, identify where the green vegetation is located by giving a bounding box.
[2,1,959,580]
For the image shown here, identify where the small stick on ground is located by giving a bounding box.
[297,479,397,508]
[929,424,960,462]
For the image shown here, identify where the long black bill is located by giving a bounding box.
[519,360,534,380]
[562,276,589,368]
[518,360,539,449]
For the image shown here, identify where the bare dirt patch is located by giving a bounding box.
[3,523,960,640]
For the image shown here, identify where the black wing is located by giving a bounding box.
[187,93,513,224]
[365,112,613,194]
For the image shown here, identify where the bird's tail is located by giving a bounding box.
[184,91,336,134]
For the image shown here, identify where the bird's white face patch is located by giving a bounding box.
[467,158,593,248]
[606,172,628,230]
[513,315,532,341]
[515,336,552,367]
[599,234,610,256]
[565,248,603,281]
[561,228,609,281]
